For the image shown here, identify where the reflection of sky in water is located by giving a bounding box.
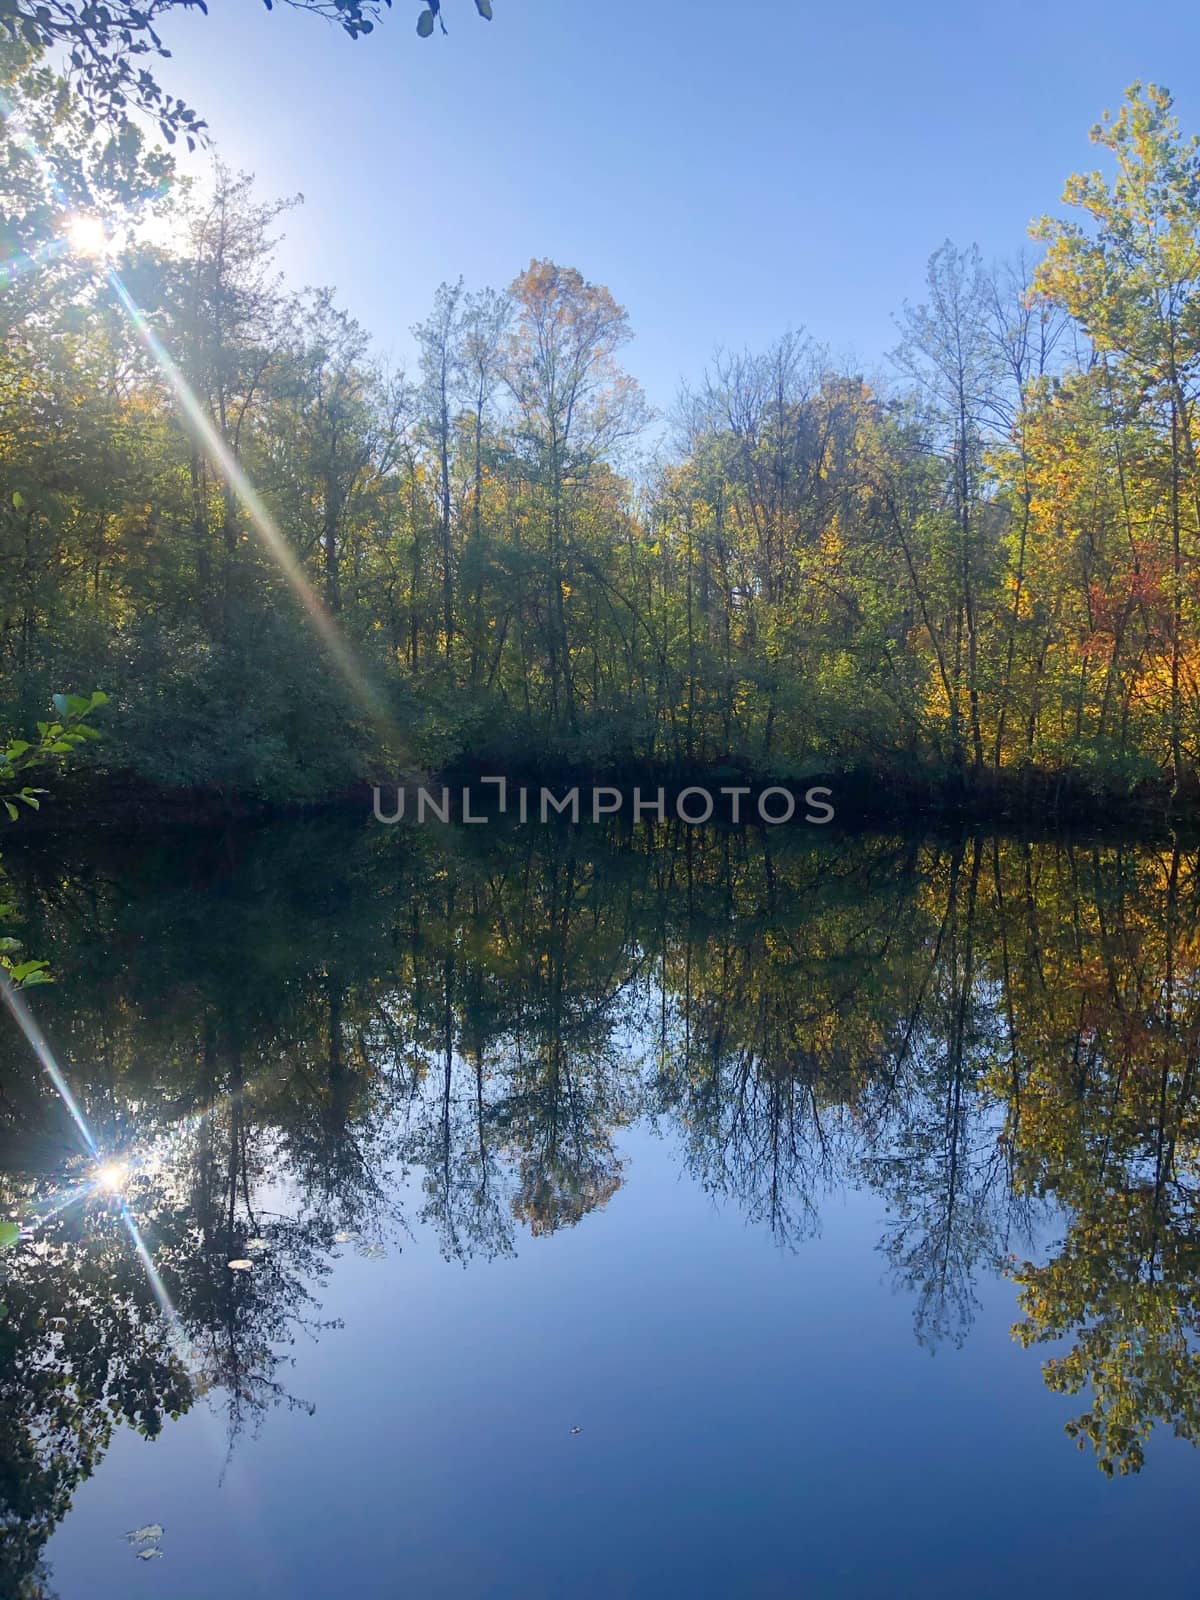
[4,820,1200,1597]
[38,1116,1200,1599]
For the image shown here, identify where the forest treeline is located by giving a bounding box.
[5,50,1200,812]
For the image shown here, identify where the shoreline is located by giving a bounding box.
[2,760,1193,841]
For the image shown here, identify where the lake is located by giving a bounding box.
[3,817,1200,1597]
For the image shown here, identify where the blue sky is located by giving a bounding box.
[156,0,1200,415]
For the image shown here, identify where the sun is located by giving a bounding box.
[66,214,111,259]
[94,1160,130,1193]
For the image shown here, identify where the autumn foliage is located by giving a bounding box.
[5,66,1200,811]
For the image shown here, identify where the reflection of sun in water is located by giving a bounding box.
[65,214,110,258]
[95,1160,130,1194]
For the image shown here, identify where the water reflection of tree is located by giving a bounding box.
[861,839,1036,1346]
[395,840,646,1251]
[655,829,917,1247]
[1000,841,1200,1473]
[488,844,643,1237]
[5,813,1200,1588]
[0,1183,193,1600]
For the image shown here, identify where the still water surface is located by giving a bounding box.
[4,819,1200,1597]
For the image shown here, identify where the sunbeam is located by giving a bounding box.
[0,81,417,771]
[0,235,69,287]
[105,271,409,756]
[0,971,193,1350]
[29,1178,98,1225]
[0,971,98,1159]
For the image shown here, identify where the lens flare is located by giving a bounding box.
[0,970,186,1345]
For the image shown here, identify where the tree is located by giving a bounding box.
[1033,83,1200,802]
[459,285,511,687]
[505,259,648,733]
[415,280,465,668]
[892,243,1005,773]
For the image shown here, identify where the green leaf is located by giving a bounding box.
[10,491,23,509]
[416,7,434,34]
[0,1222,20,1251]
[9,960,51,986]
[475,0,493,16]
[3,802,17,822]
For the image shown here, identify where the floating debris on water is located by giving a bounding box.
[332,1230,359,1244]
[227,1259,254,1272]
[245,1238,270,1252]
[125,1525,163,1545]
[137,1547,164,1561]
[355,1242,387,1260]
[570,1426,583,1435]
